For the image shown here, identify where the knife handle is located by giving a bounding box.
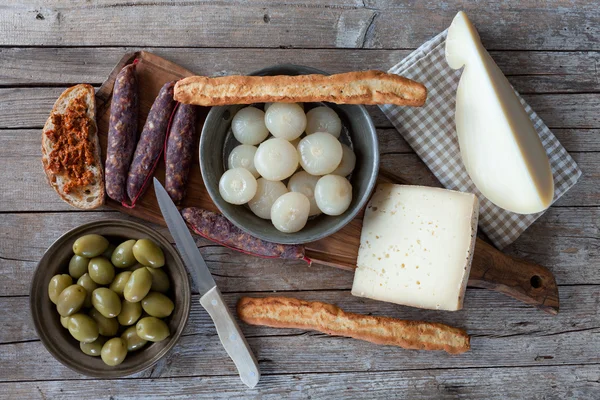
[200,286,261,388]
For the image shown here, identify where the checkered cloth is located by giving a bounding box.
[379,30,582,249]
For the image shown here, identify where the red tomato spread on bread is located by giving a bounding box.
[45,95,96,193]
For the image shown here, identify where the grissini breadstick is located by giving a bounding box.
[237,296,470,354]
[174,70,427,107]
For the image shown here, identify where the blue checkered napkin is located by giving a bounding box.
[379,30,582,249]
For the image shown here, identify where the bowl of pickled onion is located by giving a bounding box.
[200,64,379,245]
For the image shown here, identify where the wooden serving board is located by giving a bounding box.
[96,51,559,315]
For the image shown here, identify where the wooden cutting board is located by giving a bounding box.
[96,51,559,315]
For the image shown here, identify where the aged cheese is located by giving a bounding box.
[445,11,554,214]
[351,184,478,311]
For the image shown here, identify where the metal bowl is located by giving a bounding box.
[200,64,379,244]
[30,219,191,378]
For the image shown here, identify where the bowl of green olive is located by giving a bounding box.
[30,219,191,378]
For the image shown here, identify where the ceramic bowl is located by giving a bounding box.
[199,64,379,244]
[30,219,191,378]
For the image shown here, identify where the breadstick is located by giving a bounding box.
[237,296,470,354]
[174,70,427,107]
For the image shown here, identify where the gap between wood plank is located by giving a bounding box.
[32,1,367,11]
[0,339,39,346]
[7,317,596,347]
[1,361,598,384]
[0,85,598,94]
[0,200,598,213]
[0,45,598,52]
[0,255,36,263]
[0,209,115,215]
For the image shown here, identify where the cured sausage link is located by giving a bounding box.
[165,104,197,204]
[126,81,176,204]
[105,63,138,203]
[181,207,309,262]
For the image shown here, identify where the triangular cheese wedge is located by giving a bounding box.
[446,11,554,214]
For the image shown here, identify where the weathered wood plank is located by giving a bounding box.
[2,87,598,130]
[3,285,598,344]
[8,0,596,8]
[2,127,594,213]
[0,1,598,398]
[0,87,66,129]
[2,3,377,48]
[505,207,600,284]
[0,144,596,212]
[0,212,353,297]
[553,152,600,207]
[366,93,600,130]
[1,2,598,50]
[1,126,593,161]
[0,47,597,94]
[1,0,363,5]
[380,128,600,154]
[1,307,599,382]
[1,128,432,213]
[0,128,423,212]
[0,207,598,298]
[551,129,600,153]
[380,152,599,207]
[362,2,600,51]
[0,47,411,85]
[3,365,600,400]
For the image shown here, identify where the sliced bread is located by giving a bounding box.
[42,84,105,209]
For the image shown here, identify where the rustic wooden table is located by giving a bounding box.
[1,1,599,398]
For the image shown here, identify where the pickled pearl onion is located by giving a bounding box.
[219,168,257,205]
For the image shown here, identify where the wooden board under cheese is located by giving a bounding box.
[96,51,559,315]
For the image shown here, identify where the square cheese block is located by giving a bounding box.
[351,184,479,311]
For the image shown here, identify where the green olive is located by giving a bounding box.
[118,299,142,326]
[67,313,99,343]
[101,243,116,259]
[128,263,146,272]
[111,239,137,268]
[109,271,132,297]
[91,288,122,318]
[48,274,73,304]
[89,308,119,336]
[56,284,86,317]
[121,326,148,352]
[101,337,127,366]
[136,317,170,342]
[80,336,107,356]
[68,255,89,280]
[123,267,152,302]
[76,273,98,308]
[141,292,174,318]
[132,239,165,268]
[60,316,71,329]
[73,234,109,258]
[88,257,115,285]
[147,267,170,293]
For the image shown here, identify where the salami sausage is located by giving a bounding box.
[165,104,197,204]
[105,63,138,203]
[126,81,176,204]
[181,207,309,262]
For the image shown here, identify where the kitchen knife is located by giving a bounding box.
[153,178,260,388]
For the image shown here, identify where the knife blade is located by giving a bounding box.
[154,180,216,295]
[154,178,260,388]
